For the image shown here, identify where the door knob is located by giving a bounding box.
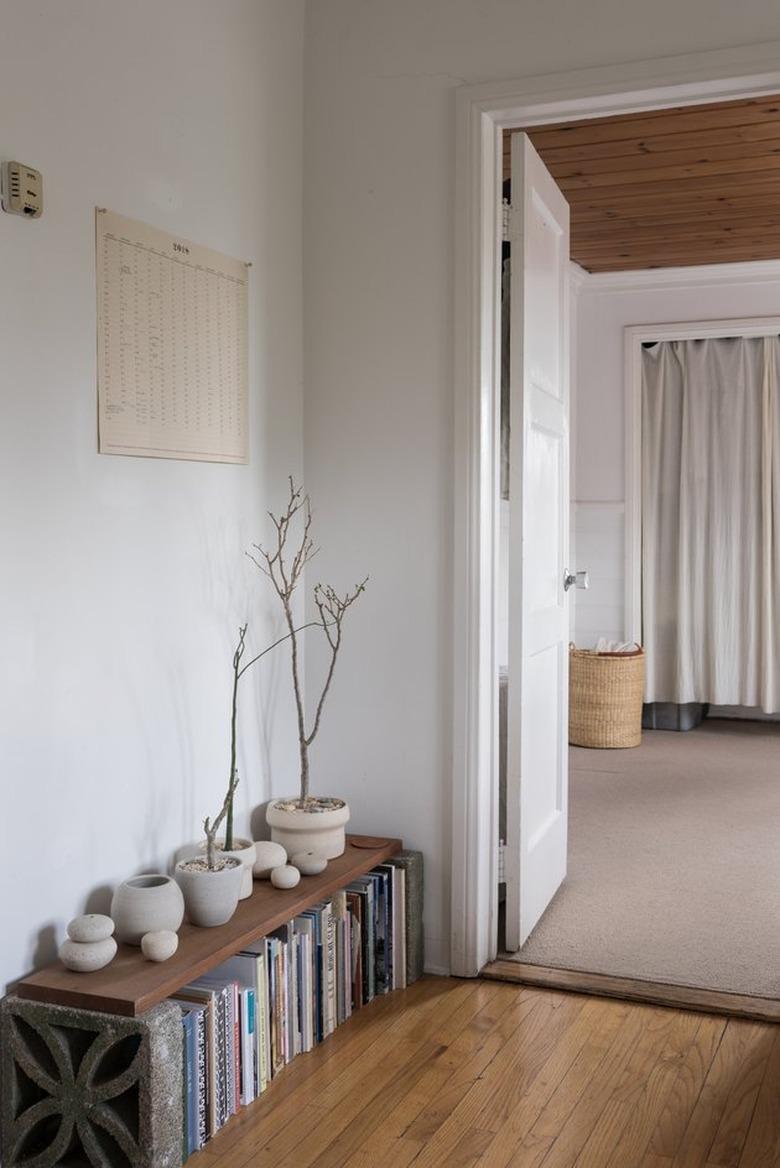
[563,569,589,592]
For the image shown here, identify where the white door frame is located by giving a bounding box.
[451,41,780,977]
[624,312,780,645]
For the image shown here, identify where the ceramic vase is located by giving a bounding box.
[215,839,255,899]
[266,796,350,860]
[110,874,185,946]
[174,856,243,927]
[179,838,256,900]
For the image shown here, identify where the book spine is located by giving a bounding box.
[274,944,285,1075]
[196,1008,208,1147]
[325,906,336,1036]
[181,1012,191,1160]
[294,933,303,1056]
[365,887,375,1002]
[396,867,407,989]
[314,914,324,1043]
[241,988,254,1105]
[260,948,270,1089]
[218,990,229,1129]
[232,983,240,1114]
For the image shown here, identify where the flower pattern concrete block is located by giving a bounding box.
[0,995,183,1168]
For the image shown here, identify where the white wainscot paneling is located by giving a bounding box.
[571,502,625,647]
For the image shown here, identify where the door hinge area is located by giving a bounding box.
[502,200,512,242]
[498,839,507,883]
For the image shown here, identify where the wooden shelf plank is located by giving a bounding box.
[17,835,402,1017]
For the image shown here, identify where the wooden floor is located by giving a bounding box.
[202,976,780,1168]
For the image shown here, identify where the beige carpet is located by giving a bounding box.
[505,720,780,998]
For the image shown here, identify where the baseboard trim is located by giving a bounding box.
[481,960,780,1023]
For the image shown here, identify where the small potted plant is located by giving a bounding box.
[249,479,367,859]
[175,624,265,923]
[175,767,245,927]
[198,625,257,896]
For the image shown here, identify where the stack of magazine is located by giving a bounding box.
[172,860,407,1157]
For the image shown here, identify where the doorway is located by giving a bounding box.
[451,46,780,980]
[467,87,780,1006]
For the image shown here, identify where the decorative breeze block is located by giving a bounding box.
[0,995,182,1168]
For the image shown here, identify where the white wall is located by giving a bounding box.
[303,0,780,973]
[0,0,305,992]
[573,263,780,647]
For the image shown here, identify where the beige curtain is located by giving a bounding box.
[642,336,780,711]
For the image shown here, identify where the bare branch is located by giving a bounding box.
[204,768,240,870]
[248,479,368,803]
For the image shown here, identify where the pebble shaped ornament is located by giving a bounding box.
[59,936,117,973]
[291,851,327,876]
[66,914,115,943]
[270,864,301,890]
[252,840,288,879]
[141,930,179,962]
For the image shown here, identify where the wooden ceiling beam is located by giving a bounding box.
[574,216,780,245]
[531,120,780,166]
[576,238,780,264]
[562,168,780,205]
[508,96,780,150]
[572,195,780,224]
[583,252,777,271]
[555,154,780,192]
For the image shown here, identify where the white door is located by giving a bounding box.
[505,132,571,951]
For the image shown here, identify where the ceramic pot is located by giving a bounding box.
[218,839,255,899]
[178,838,256,900]
[110,874,185,946]
[175,856,243,927]
[266,797,350,860]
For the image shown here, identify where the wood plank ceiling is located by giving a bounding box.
[504,96,780,272]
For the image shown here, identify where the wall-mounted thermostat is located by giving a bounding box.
[1,161,43,217]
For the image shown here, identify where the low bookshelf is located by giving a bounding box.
[2,834,411,1168]
[17,834,402,1016]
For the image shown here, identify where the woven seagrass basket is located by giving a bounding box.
[569,645,645,748]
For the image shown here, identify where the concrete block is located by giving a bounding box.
[1,994,182,1168]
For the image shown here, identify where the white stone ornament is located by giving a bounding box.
[141,930,179,962]
[252,840,288,879]
[291,851,327,876]
[66,914,115,943]
[59,936,117,973]
[270,864,301,890]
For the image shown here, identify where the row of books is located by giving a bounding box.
[173,860,407,1156]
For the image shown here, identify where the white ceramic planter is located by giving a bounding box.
[178,838,256,900]
[266,797,350,860]
[175,856,243,927]
[110,874,185,946]
[220,839,256,899]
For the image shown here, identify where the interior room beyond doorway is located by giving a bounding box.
[497,95,780,1002]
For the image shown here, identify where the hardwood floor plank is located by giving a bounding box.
[202,978,780,1168]
[649,1016,727,1159]
[707,1026,774,1166]
[599,1012,704,1168]
[315,982,509,1168]
[670,1022,769,1168]
[342,983,512,1161]
[204,977,456,1164]
[736,1029,780,1168]
[529,1006,678,1168]
[474,997,631,1168]
[405,993,585,1167]
[565,1011,699,1168]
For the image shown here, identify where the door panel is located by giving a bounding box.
[505,132,571,951]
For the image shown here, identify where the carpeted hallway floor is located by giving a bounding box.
[505,719,780,998]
